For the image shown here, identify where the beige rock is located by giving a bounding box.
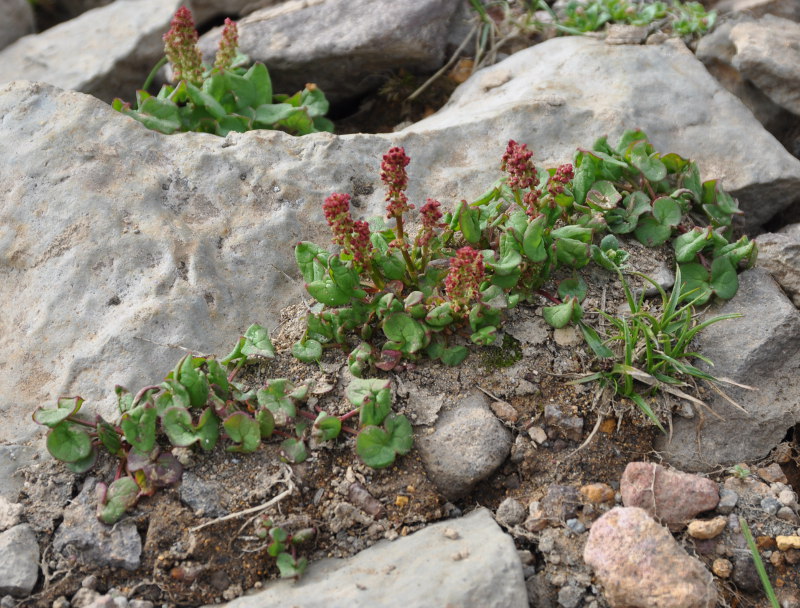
[687,516,727,540]
[712,558,733,578]
[580,483,616,505]
[776,535,800,551]
[584,507,716,608]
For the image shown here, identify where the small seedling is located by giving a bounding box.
[113,7,333,136]
[34,324,412,536]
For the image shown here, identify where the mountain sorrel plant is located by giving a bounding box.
[293,130,756,387]
[33,324,412,538]
[113,7,333,136]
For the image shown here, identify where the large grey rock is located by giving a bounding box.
[0,0,35,52]
[408,36,800,229]
[0,445,37,500]
[712,0,800,21]
[0,524,39,597]
[213,508,527,608]
[2,38,800,446]
[416,392,512,500]
[695,16,797,138]
[656,269,800,470]
[192,0,277,23]
[755,225,800,307]
[730,15,800,116]
[0,0,183,103]
[52,478,142,571]
[584,507,716,608]
[198,0,463,102]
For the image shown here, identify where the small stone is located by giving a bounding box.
[525,502,550,532]
[777,507,800,524]
[687,516,727,540]
[757,463,788,484]
[0,597,13,608]
[541,484,581,521]
[394,495,409,508]
[761,496,781,515]
[785,549,800,565]
[717,489,739,514]
[0,497,22,532]
[580,483,615,504]
[82,575,99,590]
[557,584,585,608]
[53,597,70,608]
[770,551,785,567]
[112,597,129,608]
[442,528,460,540]
[510,435,528,464]
[490,400,518,424]
[517,549,534,565]
[599,418,616,434]
[0,524,39,597]
[732,554,761,593]
[71,589,101,608]
[778,489,798,507]
[620,462,719,530]
[773,442,793,463]
[527,425,548,445]
[553,326,581,346]
[544,405,583,442]
[776,535,800,551]
[496,498,526,527]
[712,558,732,578]
[565,518,586,535]
[584,507,716,608]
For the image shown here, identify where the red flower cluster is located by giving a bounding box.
[418,198,444,247]
[445,246,485,312]
[163,7,204,86]
[548,163,574,197]
[322,193,372,264]
[214,18,239,71]
[381,147,414,219]
[501,140,539,191]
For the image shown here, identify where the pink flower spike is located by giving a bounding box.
[214,18,239,71]
[547,163,574,197]
[501,140,539,191]
[163,6,204,86]
[381,147,414,219]
[445,246,485,312]
[323,193,354,248]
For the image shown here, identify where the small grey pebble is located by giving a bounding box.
[81,576,99,590]
[1,597,15,608]
[717,489,739,514]
[565,518,586,535]
[761,497,781,516]
[777,507,800,524]
[496,498,527,527]
[112,598,128,608]
[538,536,555,553]
[52,598,70,608]
[557,584,585,608]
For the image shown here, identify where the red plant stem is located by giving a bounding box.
[297,411,317,422]
[228,359,246,382]
[338,409,360,422]
[273,429,292,439]
[340,425,358,436]
[66,416,99,429]
[114,459,125,481]
[535,289,561,305]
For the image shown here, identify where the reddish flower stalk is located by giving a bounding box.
[322,193,380,285]
[163,7,204,86]
[547,163,574,198]
[445,246,485,313]
[380,146,417,278]
[417,198,444,248]
[214,18,239,71]
[501,140,539,192]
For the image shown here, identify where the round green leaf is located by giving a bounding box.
[652,197,682,227]
[383,313,426,354]
[280,438,308,463]
[356,426,396,469]
[33,396,84,427]
[292,339,323,363]
[97,477,140,525]
[634,216,672,247]
[47,423,92,463]
[223,412,261,453]
[162,407,197,447]
[630,140,667,182]
[585,180,621,210]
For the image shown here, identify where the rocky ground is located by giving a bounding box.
[1,0,800,607]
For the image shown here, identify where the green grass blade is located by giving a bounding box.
[627,391,666,433]
[739,517,780,608]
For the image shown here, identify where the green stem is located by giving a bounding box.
[140,57,168,98]
[394,215,418,282]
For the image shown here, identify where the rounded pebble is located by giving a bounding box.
[687,516,727,540]
[761,496,781,516]
[779,489,798,507]
[566,518,586,535]
[496,498,527,527]
[777,507,800,525]
[712,558,732,578]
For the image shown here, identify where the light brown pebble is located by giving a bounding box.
[580,483,616,504]
[786,549,800,565]
[490,400,519,424]
[553,326,581,346]
[442,527,460,540]
[394,495,409,508]
[770,551,785,567]
[687,516,727,540]
[712,558,732,578]
[776,536,800,551]
[757,463,788,484]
